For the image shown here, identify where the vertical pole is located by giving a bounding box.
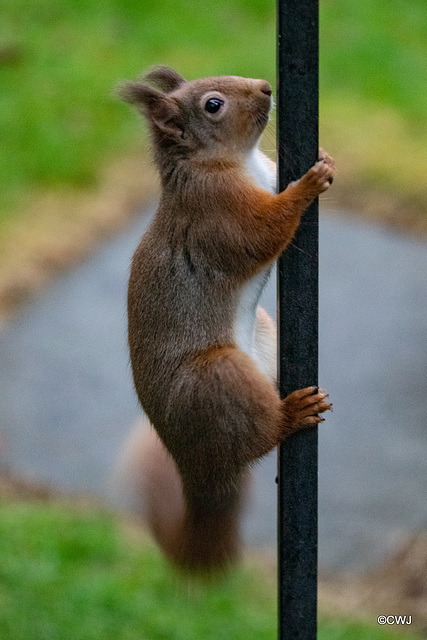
[276,1,319,639]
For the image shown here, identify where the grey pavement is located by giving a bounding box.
[0,207,426,571]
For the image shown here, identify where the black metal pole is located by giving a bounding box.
[276,1,319,639]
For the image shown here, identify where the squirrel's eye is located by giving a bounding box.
[205,98,224,114]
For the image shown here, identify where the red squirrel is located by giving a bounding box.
[117,66,336,574]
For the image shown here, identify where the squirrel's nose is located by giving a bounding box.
[260,83,272,97]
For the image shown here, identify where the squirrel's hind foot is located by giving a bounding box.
[281,386,332,437]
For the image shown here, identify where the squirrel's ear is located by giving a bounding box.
[144,66,186,92]
[118,82,183,137]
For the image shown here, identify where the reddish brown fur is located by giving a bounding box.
[119,66,336,573]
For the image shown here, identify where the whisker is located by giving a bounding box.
[286,242,315,257]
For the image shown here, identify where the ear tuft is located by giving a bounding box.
[144,66,186,93]
[116,79,183,138]
[116,81,163,107]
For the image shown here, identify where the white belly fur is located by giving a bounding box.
[233,147,277,372]
[234,266,272,356]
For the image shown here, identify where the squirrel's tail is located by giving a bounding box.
[114,419,244,574]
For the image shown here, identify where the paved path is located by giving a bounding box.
[0,208,426,570]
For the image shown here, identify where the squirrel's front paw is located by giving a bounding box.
[301,158,336,195]
[318,148,336,181]
[281,386,332,437]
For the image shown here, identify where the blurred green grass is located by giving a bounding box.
[0,501,419,640]
[320,0,427,209]
[1,0,426,227]
[321,0,426,123]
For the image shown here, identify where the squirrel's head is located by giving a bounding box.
[118,66,273,159]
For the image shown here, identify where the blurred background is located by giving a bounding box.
[0,0,426,638]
